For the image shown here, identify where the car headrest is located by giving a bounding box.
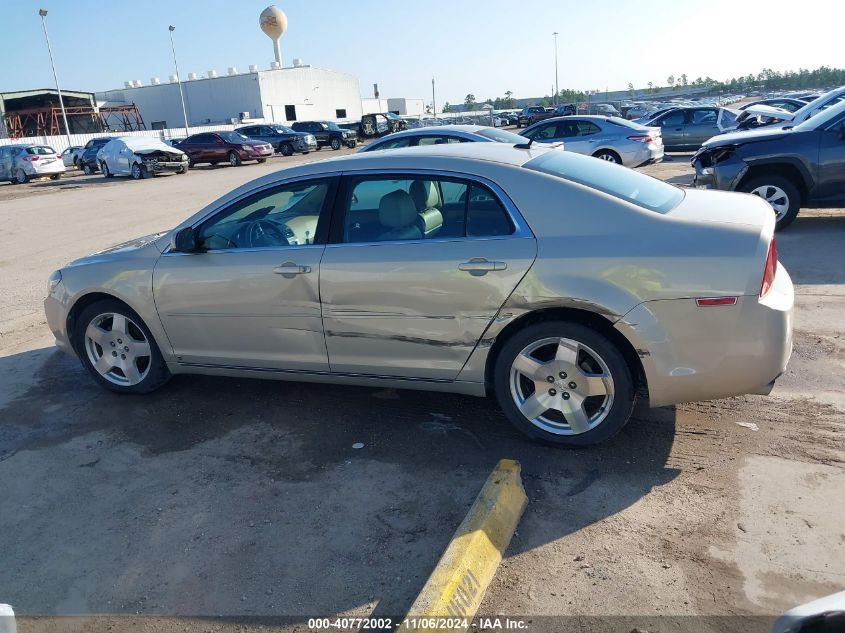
[418,208,443,235]
[409,180,441,211]
[378,190,418,228]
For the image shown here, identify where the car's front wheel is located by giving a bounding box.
[228,151,242,167]
[279,142,293,156]
[73,300,170,394]
[740,175,801,231]
[330,137,342,150]
[102,162,113,178]
[83,163,93,176]
[130,163,146,179]
[494,321,635,446]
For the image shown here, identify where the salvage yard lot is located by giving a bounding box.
[1,149,843,632]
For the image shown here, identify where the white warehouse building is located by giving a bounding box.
[96,64,363,129]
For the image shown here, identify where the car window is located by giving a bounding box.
[198,180,331,250]
[574,121,601,136]
[692,109,717,124]
[415,136,463,146]
[369,137,412,151]
[525,150,684,214]
[529,123,559,140]
[466,184,514,237]
[659,110,687,126]
[27,146,55,155]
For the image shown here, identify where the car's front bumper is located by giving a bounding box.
[297,138,318,152]
[692,153,747,190]
[144,159,188,174]
[44,285,74,356]
[614,262,794,408]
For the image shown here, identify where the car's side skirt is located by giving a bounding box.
[169,362,488,397]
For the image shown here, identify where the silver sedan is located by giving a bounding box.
[44,143,792,446]
[359,125,531,152]
[520,115,663,166]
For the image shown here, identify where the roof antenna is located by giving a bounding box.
[514,137,534,149]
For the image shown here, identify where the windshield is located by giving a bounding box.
[525,150,684,213]
[218,132,249,143]
[475,128,529,143]
[271,125,294,133]
[794,98,845,131]
[325,122,341,131]
[383,113,400,120]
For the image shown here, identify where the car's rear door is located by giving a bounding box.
[153,176,338,370]
[684,108,721,146]
[319,171,536,380]
[656,109,689,147]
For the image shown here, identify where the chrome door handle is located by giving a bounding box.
[273,262,311,277]
[459,258,507,276]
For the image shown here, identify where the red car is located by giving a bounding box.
[176,131,273,167]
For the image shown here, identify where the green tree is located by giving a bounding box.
[442,102,451,113]
[680,73,688,88]
[667,75,675,90]
[647,81,654,93]
[464,94,477,110]
[627,82,635,99]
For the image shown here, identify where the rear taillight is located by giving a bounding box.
[23,155,40,161]
[760,238,777,297]
[627,134,654,143]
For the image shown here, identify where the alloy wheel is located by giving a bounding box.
[131,163,142,179]
[15,169,26,184]
[509,337,615,435]
[84,312,151,386]
[750,184,789,222]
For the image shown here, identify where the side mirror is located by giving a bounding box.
[172,226,203,253]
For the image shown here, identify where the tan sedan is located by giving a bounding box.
[44,143,793,445]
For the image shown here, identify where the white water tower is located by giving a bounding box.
[259,5,287,68]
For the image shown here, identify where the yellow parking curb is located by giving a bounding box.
[396,459,528,633]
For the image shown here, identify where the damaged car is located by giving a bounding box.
[692,99,845,230]
[357,112,408,138]
[644,106,738,150]
[97,137,189,180]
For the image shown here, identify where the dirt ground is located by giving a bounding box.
[0,144,843,633]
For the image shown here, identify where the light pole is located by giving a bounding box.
[553,32,559,107]
[38,9,72,148]
[432,77,436,118]
[168,25,190,137]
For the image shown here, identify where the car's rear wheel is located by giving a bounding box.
[494,321,635,446]
[50,174,61,180]
[102,162,113,178]
[593,149,622,164]
[315,145,322,151]
[740,175,801,231]
[73,300,170,394]
[279,142,293,156]
[330,138,342,151]
[15,169,28,184]
[257,158,267,163]
[228,151,242,167]
[83,163,93,175]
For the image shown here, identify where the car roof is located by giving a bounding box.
[338,140,552,168]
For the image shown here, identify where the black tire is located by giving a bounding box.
[15,169,28,184]
[102,162,113,178]
[50,174,61,181]
[257,157,267,163]
[593,149,622,164]
[177,165,188,174]
[314,145,322,151]
[346,140,357,149]
[739,174,801,231]
[493,321,636,446]
[83,163,93,176]
[330,137,342,151]
[228,151,242,167]
[130,162,146,180]
[279,142,294,156]
[73,299,171,394]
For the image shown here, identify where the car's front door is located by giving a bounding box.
[319,172,536,380]
[816,115,845,199]
[655,110,689,148]
[0,147,10,180]
[153,177,338,370]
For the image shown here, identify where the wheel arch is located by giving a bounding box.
[483,306,648,398]
[737,159,811,201]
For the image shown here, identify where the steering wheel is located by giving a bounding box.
[247,219,289,247]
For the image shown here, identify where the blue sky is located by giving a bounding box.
[4,0,841,104]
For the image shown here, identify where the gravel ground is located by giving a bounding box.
[0,145,843,633]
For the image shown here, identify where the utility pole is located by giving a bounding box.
[38,9,72,148]
[168,25,190,137]
[553,32,559,107]
[432,77,436,117]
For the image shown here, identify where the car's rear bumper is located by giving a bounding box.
[27,161,65,176]
[614,263,794,407]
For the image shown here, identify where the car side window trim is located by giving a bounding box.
[325,168,533,247]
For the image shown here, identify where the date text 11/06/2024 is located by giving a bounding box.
[307,616,529,630]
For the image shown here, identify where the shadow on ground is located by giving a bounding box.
[0,347,679,622]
